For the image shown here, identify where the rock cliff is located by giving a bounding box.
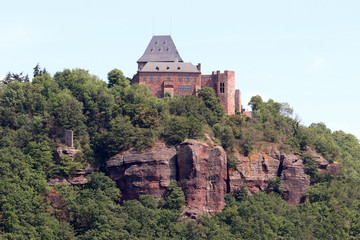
[106,140,338,216]
[107,141,177,200]
[177,140,227,218]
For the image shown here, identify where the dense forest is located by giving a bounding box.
[1,66,360,239]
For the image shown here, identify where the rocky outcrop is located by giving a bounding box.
[48,165,96,186]
[280,154,310,204]
[106,140,227,218]
[229,148,339,205]
[229,151,311,204]
[54,146,80,163]
[106,141,177,200]
[106,140,339,217]
[229,152,281,194]
[177,140,227,218]
[49,146,95,186]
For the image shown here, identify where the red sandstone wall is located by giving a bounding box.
[134,70,238,115]
[137,72,201,97]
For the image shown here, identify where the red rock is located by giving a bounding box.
[229,152,281,193]
[280,154,310,204]
[177,140,227,218]
[230,151,311,204]
[106,141,177,200]
[48,178,71,186]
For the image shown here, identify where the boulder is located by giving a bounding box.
[106,141,177,200]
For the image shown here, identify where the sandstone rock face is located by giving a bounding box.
[177,140,227,218]
[106,139,338,217]
[280,154,310,204]
[54,146,80,163]
[229,152,281,194]
[48,165,96,186]
[49,146,94,186]
[229,151,311,204]
[106,142,177,200]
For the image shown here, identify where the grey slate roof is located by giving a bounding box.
[137,35,183,63]
[139,62,200,73]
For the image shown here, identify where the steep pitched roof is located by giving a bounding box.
[139,62,200,73]
[137,35,183,63]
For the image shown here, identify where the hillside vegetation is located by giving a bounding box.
[0,67,360,239]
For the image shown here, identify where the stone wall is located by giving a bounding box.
[235,89,241,112]
[137,72,202,98]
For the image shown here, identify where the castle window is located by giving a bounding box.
[143,76,147,82]
[159,48,162,51]
[167,47,170,51]
[167,76,171,81]
[177,66,181,70]
[158,87,162,91]
[163,40,167,44]
[156,66,159,71]
[193,76,196,82]
[155,40,159,44]
[186,76,189,82]
[157,76,160,82]
[179,76,182,82]
[151,48,154,52]
[150,76,154,82]
[166,66,170,70]
[214,83,217,93]
[177,85,192,92]
[220,83,225,93]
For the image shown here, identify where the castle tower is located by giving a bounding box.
[132,35,241,115]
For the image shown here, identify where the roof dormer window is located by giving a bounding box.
[156,66,159,71]
[155,41,159,44]
[163,40,167,44]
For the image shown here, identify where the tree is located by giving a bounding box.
[107,68,129,88]
[197,87,224,125]
[164,181,185,211]
[163,116,202,145]
[248,95,263,111]
[33,63,41,77]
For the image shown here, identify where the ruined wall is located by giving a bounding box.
[65,130,73,148]
[235,89,241,112]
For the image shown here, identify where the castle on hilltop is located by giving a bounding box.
[132,35,241,115]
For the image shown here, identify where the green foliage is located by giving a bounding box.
[164,181,185,211]
[86,172,121,201]
[227,154,238,170]
[107,68,129,88]
[213,123,235,150]
[49,154,82,178]
[2,66,360,239]
[302,153,320,183]
[163,116,203,145]
[266,177,284,195]
[197,87,224,125]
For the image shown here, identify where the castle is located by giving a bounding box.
[132,35,241,115]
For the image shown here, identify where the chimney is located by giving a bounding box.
[197,63,201,72]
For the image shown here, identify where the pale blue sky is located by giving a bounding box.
[1,0,359,139]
